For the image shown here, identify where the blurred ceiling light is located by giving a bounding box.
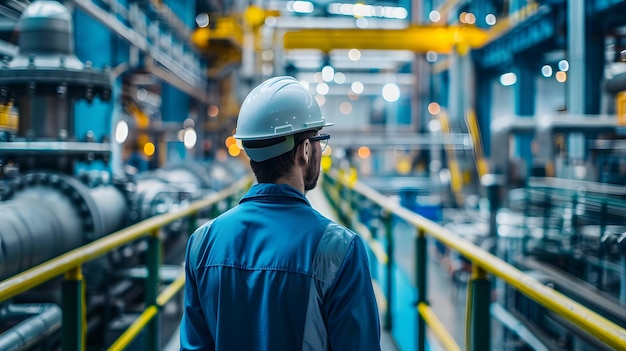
[356,17,368,28]
[427,102,441,115]
[339,102,352,114]
[485,14,496,25]
[114,120,129,144]
[322,65,335,82]
[183,128,197,149]
[316,82,330,95]
[228,144,241,157]
[541,65,553,77]
[195,13,209,27]
[327,3,407,19]
[144,142,155,156]
[558,59,569,72]
[429,10,441,22]
[500,72,517,86]
[556,71,567,83]
[313,72,323,82]
[287,1,314,14]
[465,13,476,24]
[382,83,400,102]
[334,72,346,84]
[357,146,371,159]
[351,81,364,94]
[348,49,361,61]
[428,119,442,132]
[459,12,467,23]
[208,104,219,117]
[426,51,437,63]
[225,136,237,148]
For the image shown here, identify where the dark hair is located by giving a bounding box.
[249,130,316,183]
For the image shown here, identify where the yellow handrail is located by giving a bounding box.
[417,303,461,351]
[330,169,626,350]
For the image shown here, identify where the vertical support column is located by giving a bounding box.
[415,228,427,351]
[467,265,490,351]
[474,71,492,157]
[383,211,394,331]
[146,229,161,351]
[514,63,536,176]
[567,0,585,114]
[62,266,85,351]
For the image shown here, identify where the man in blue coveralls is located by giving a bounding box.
[180,76,381,350]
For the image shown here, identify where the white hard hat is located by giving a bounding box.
[234,76,333,162]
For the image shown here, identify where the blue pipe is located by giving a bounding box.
[0,304,62,351]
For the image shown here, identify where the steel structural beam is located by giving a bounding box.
[473,6,556,70]
[283,25,488,53]
[68,0,209,102]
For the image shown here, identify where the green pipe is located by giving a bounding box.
[383,212,394,331]
[62,267,84,351]
[416,229,427,351]
[145,231,161,351]
[468,269,490,351]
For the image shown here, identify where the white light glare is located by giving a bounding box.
[334,72,346,84]
[426,51,437,63]
[382,83,400,102]
[356,17,368,28]
[183,128,197,149]
[485,14,496,25]
[195,13,209,27]
[327,3,407,19]
[351,81,364,94]
[348,49,361,61]
[541,65,553,77]
[558,59,569,72]
[322,65,335,82]
[500,72,517,86]
[316,82,329,95]
[429,10,441,22]
[115,120,129,144]
[287,1,314,14]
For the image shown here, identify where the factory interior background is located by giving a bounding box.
[0,0,626,350]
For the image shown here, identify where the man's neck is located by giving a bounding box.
[275,169,304,194]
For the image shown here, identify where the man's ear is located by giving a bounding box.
[297,139,310,164]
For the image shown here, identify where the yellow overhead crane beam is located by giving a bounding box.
[283,25,488,54]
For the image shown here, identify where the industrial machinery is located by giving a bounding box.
[483,112,626,350]
[0,2,245,350]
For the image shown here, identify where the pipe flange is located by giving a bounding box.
[6,172,100,240]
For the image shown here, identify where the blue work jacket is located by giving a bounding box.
[180,183,381,351]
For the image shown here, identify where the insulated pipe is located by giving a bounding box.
[0,172,128,280]
[0,303,62,351]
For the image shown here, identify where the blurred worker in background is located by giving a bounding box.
[180,76,381,350]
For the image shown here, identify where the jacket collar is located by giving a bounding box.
[240,183,311,206]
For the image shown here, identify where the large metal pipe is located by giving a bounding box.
[0,303,62,351]
[0,172,128,280]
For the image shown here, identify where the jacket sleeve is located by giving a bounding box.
[324,235,381,350]
[180,232,215,351]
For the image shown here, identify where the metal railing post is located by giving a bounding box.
[467,265,490,351]
[383,211,394,331]
[416,228,427,351]
[146,229,161,350]
[62,266,85,351]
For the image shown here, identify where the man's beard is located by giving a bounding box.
[304,145,320,191]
